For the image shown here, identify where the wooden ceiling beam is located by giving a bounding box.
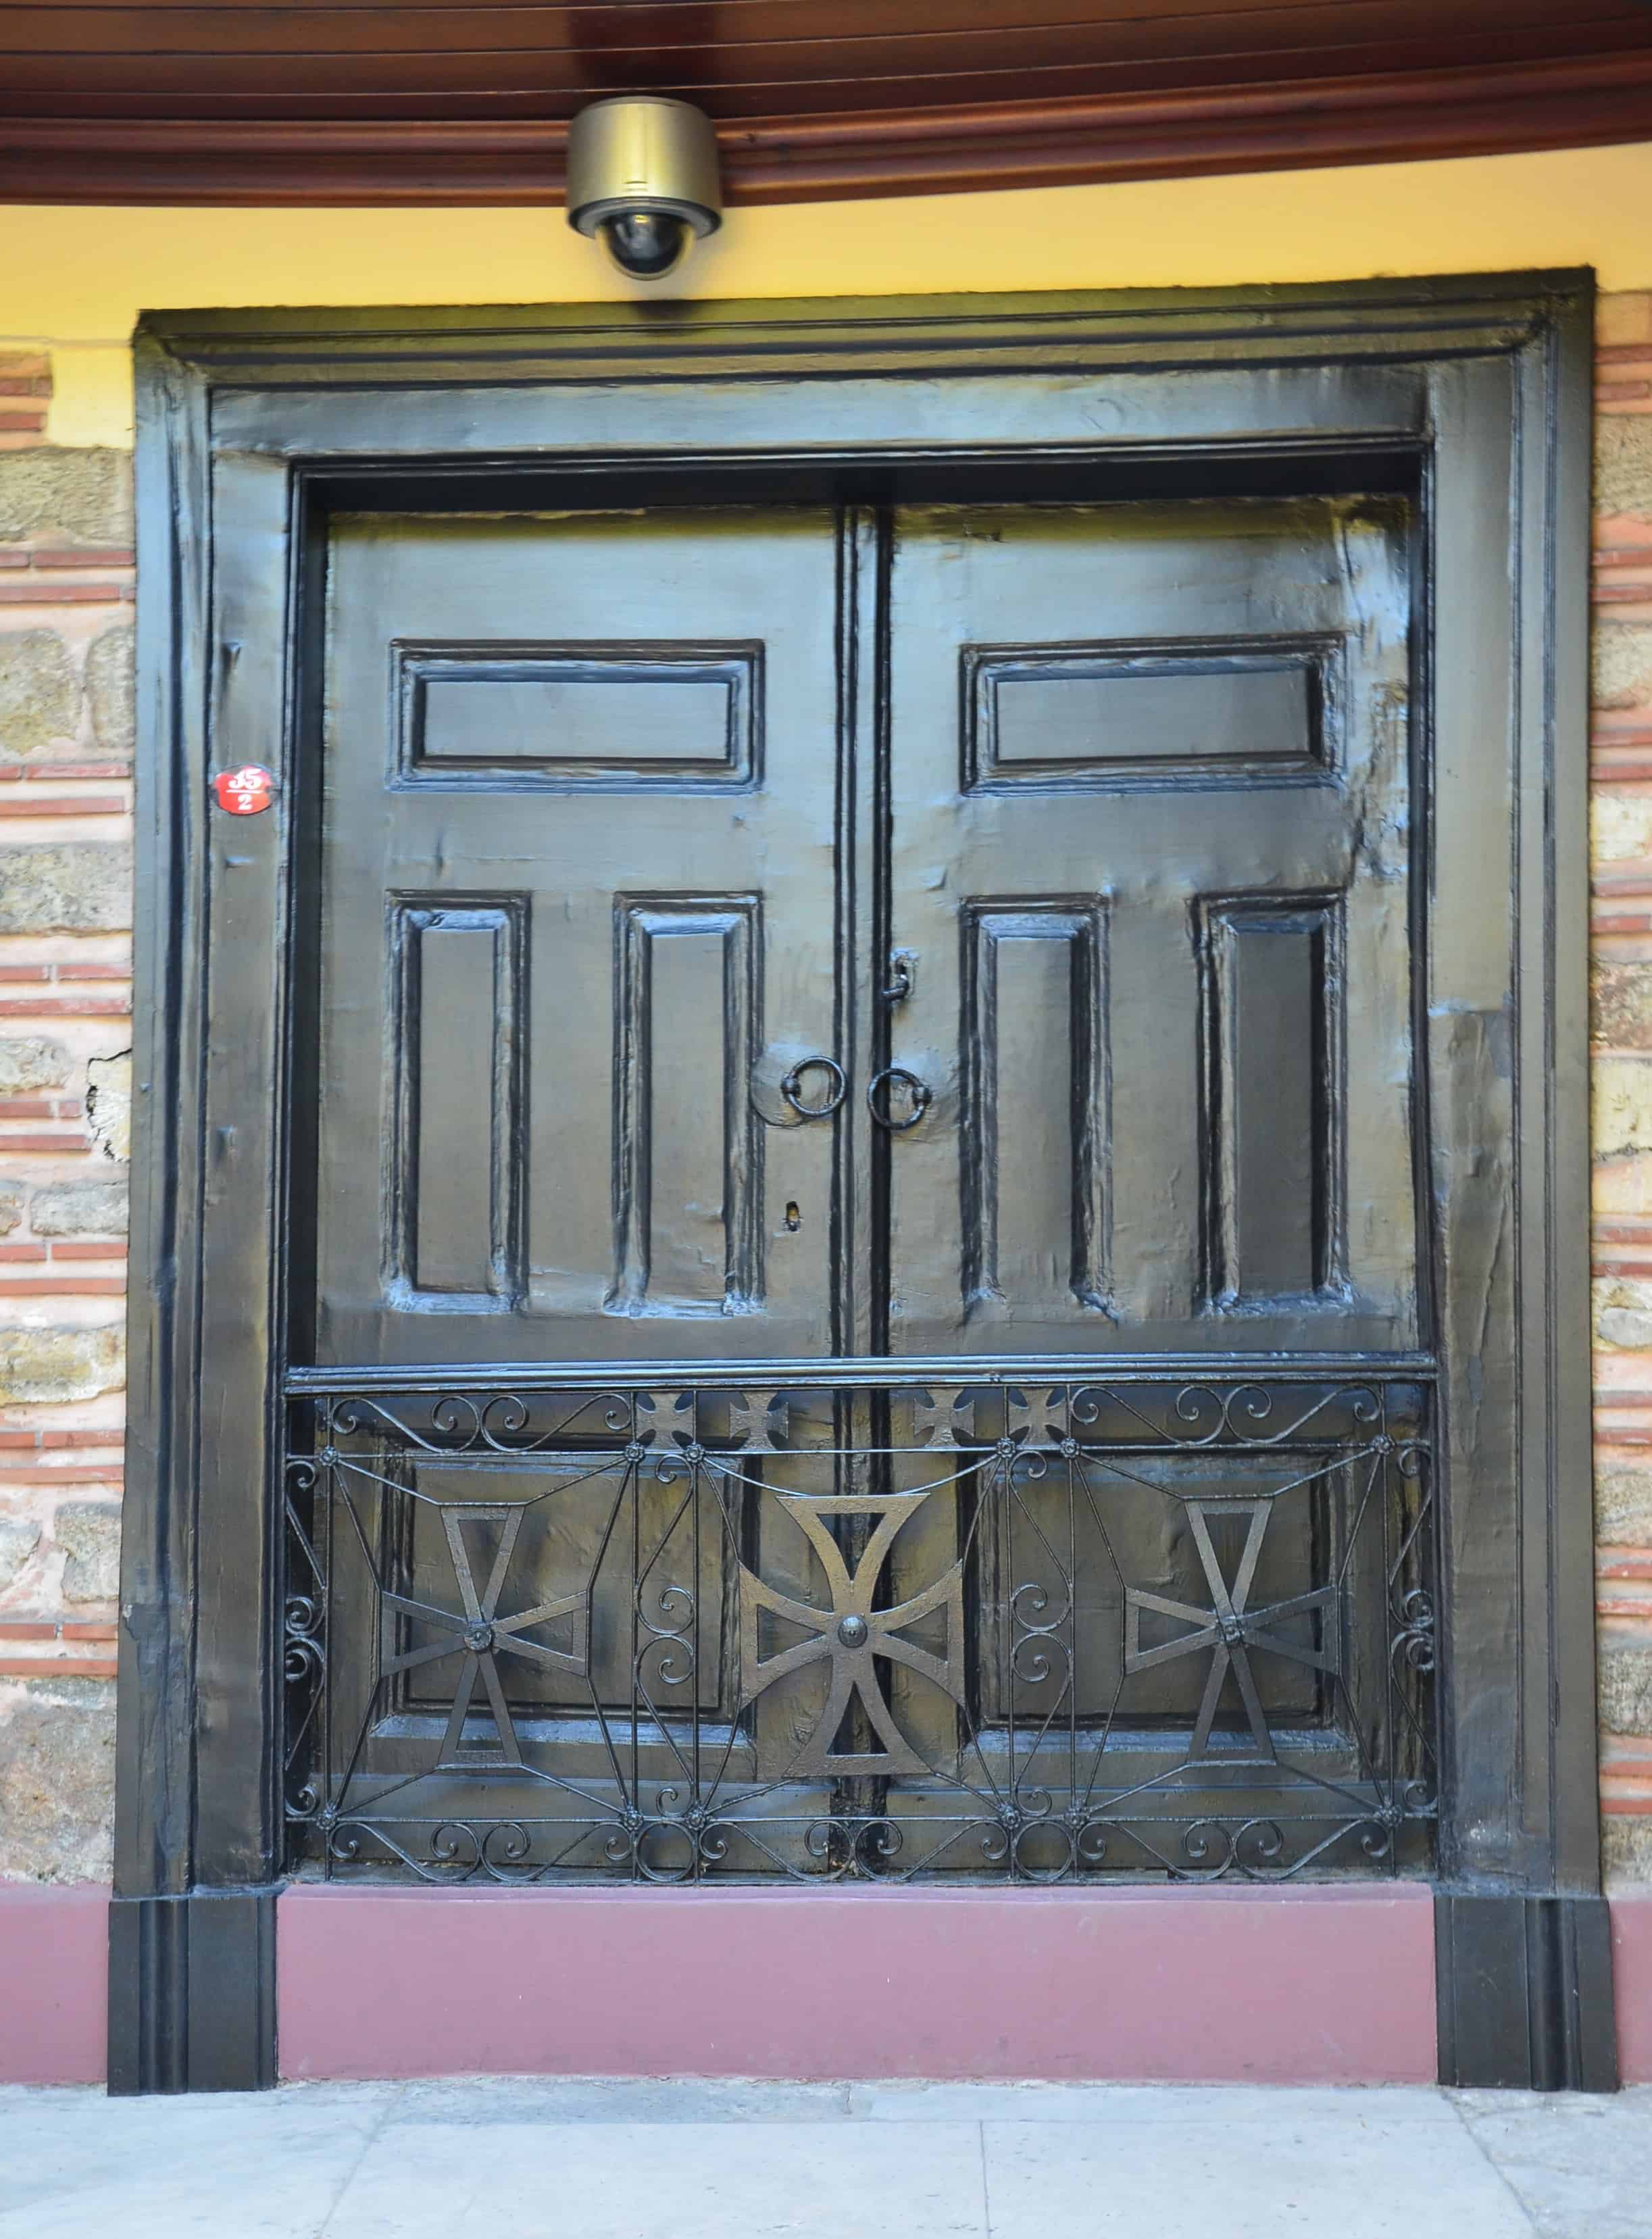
[0,46,1649,203]
[0,25,1640,105]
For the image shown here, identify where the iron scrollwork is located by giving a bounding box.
[283,1369,1437,1886]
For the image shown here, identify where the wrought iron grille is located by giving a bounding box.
[283,1369,1436,1884]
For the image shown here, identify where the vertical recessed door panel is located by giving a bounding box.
[316,509,843,1365]
[387,900,525,1309]
[884,499,1417,1356]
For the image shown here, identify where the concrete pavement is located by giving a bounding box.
[3,2078,1651,2238]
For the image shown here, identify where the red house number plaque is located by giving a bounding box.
[211,765,276,815]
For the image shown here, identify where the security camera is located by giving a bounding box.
[566,97,722,281]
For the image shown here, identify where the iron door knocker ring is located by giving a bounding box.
[780,1055,848,1120]
[867,1065,932,1130]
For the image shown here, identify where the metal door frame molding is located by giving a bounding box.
[116,273,1603,2092]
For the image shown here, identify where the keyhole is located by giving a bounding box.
[784,1201,802,1232]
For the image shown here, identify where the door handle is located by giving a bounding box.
[867,1066,932,1131]
[780,1055,848,1121]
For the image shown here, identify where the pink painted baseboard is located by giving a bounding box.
[278,1881,1438,2086]
[0,1882,107,2085]
[5,1880,1642,2088]
[1612,1892,1652,2082]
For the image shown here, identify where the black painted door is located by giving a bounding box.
[314,493,1416,1371]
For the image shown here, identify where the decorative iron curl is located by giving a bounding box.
[326,1817,485,1882]
[802,1819,861,1878]
[1068,1377,1387,1449]
[478,1821,536,1881]
[430,1393,487,1442]
[636,1637,697,1693]
[476,1393,532,1445]
[1393,1588,1436,1674]
[1177,1818,1239,1878]
[1072,1814,1109,1869]
[1233,1817,1288,1873]
[603,1806,647,1871]
[1359,1815,1399,1863]
[1010,1817,1078,1882]
[327,1392,481,1453]
[282,1593,324,1684]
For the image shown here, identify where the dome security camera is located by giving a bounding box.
[566,97,722,281]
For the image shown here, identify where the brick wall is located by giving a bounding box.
[5,301,1652,1885]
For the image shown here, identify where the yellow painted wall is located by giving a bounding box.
[5,140,1652,446]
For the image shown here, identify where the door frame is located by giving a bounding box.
[116,273,1601,2090]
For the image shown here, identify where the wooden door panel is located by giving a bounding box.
[1200,892,1340,1303]
[884,498,1417,1356]
[960,900,1110,1315]
[611,895,761,1317]
[317,509,842,1366]
[387,899,526,1309]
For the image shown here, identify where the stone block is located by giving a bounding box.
[1603,1815,1652,1886]
[1598,1307,1652,1350]
[1593,1055,1652,1160]
[55,1501,120,1603]
[1593,1276,1652,1349]
[86,1051,130,1163]
[0,1683,114,1881]
[0,1182,22,1237]
[0,447,132,546]
[0,629,77,761]
[1599,1634,1652,1732]
[1597,413,1652,519]
[0,843,130,933]
[1593,1149,1652,1214]
[1594,622,1652,710]
[0,1324,122,1406]
[84,623,133,760]
[1597,1460,1652,1544]
[1593,793,1652,865]
[0,1036,71,1094]
[1593,962,1652,1051]
[30,1176,128,1238]
[1598,293,1652,349]
[0,1516,40,1596]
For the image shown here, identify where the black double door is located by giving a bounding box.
[314,492,1418,1375]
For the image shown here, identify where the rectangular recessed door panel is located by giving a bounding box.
[386,899,524,1309]
[612,897,761,1315]
[1200,895,1342,1307]
[399,642,759,787]
[961,901,1109,1319]
[966,643,1325,786]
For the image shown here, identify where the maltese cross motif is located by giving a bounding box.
[739,1490,965,1777]
[1124,1500,1339,1761]
[381,1505,588,1769]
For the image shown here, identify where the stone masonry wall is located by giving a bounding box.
[0,353,132,1881]
[5,301,1652,1884]
[1592,295,1652,1881]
